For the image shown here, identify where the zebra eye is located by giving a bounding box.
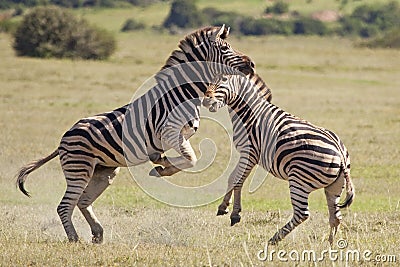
[221,77,228,82]
[220,45,229,51]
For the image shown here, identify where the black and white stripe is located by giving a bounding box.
[15,25,255,243]
[203,74,354,245]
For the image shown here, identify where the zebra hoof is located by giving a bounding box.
[268,232,282,245]
[149,167,162,177]
[149,153,162,163]
[268,238,278,246]
[68,236,79,243]
[217,209,228,216]
[230,215,241,226]
[92,235,103,244]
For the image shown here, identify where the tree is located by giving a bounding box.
[163,0,204,29]
[121,18,145,32]
[265,0,289,15]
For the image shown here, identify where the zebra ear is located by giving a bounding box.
[220,26,230,39]
[211,25,230,42]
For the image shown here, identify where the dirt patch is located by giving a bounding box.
[311,10,341,22]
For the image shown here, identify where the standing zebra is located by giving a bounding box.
[15,25,255,243]
[202,74,354,245]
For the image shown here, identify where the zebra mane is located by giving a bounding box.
[247,73,272,102]
[209,73,272,103]
[156,26,227,82]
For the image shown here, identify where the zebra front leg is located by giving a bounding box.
[149,153,172,167]
[269,180,311,245]
[217,167,236,216]
[77,166,119,244]
[230,158,255,226]
[217,190,232,216]
[230,187,243,226]
[149,153,190,173]
[149,155,197,176]
[149,137,197,177]
[218,155,255,226]
[324,173,345,246]
[149,153,176,176]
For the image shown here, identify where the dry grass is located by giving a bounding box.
[1,203,399,266]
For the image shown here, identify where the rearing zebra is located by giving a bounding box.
[15,26,255,243]
[203,73,354,245]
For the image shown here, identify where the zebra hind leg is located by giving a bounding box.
[57,174,91,242]
[269,181,311,245]
[217,168,237,216]
[324,173,345,246]
[77,166,119,244]
[230,187,243,226]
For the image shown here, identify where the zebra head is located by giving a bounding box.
[203,74,241,112]
[159,25,256,85]
[207,25,255,76]
[203,72,273,112]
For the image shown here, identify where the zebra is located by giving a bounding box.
[15,25,256,243]
[202,73,355,245]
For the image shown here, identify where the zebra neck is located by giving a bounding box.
[157,36,207,77]
[228,80,270,123]
[155,38,209,93]
[247,73,272,102]
[154,60,212,96]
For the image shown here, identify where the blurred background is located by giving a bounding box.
[1,0,399,60]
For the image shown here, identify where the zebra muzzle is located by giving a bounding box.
[209,103,219,113]
[202,97,213,108]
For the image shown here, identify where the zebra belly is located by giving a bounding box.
[271,148,342,188]
[258,136,342,186]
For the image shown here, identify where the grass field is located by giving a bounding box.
[1,2,400,266]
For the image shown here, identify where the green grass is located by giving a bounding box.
[74,3,171,32]
[1,3,400,265]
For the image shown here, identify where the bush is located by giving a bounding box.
[50,0,81,8]
[362,28,400,49]
[68,24,116,59]
[240,17,293,36]
[336,16,362,36]
[359,24,378,38]
[293,17,328,35]
[339,1,400,38]
[202,7,242,32]
[0,0,12,8]
[0,19,19,33]
[0,0,160,9]
[0,0,48,9]
[13,6,116,59]
[265,0,289,15]
[121,18,145,32]
[163,0,204,29]
[127,0,159,6]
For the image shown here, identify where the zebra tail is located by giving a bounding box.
[15,149,59,197]
[338,166,355,209]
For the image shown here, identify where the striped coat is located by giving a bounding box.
[16,26,255,243]
[203,74,354,245]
